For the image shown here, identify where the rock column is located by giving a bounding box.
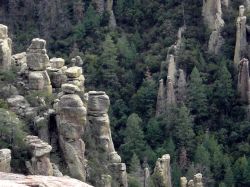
[54,83,87,181]
[0,24,12,70]
[27,38,52,94]
[153,154,172,187]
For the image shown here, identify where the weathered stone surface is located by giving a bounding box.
[0,84,18,98]
[101,174,112,187]
[153,154,172,187]
[0,24,12,70]
[88,91,110,115]
[108,163,128,187]
[0,149,11,173]
[0,172,93,187]
[50,57,65,69]
[156,79,166,116]
[25,136,53,176]
[166,76,176,107]
[55,90,87,181]
[180,177,188,187]
[167,54,176,84]
[234,5,248,67]
[237,58,250,103]
[66,66,82,78]
[28,71,52,94]
[62,83,80,94]
[194,173,204,187]
[188,180,194,187]
[26,38,49,71]
[0,24,8,39]
[7,95,29,108]
[71,56,83,67]
[144,167,150,187]
[202,0,222,30]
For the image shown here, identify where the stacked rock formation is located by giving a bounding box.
[202,0,225,54]
[180,173,204,187]
[66,66,85,93]
[24,135,62,176]
[92,0,116,28]
[47,57,67,89]
[0,24,12,70]
[234,5,249,67]
[0,172,93,187]
[87,91,128,186]
[177,69,187,103]
[27,38,52,94]
[153,154,172,187]
[54,82,87,181]
[0,149,11,173]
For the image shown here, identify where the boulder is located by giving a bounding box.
[66,66,82,78]
[0,24,8,39]
[194,173,204,187]
[0,149,11,173]
[62,83,80,94]
[0,24,12,70]
[87,91,110,115]
[50,57,65,69]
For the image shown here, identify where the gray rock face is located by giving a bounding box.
[177,69,187,103]
[194,173,204,187]
[101,174,112,187]
[55,84,87,181]
[108,163,128,187]
[0,24,12,70]
[27,38,52,94]
[234,5,249,67]
[27,38,49,71]
[153,154,172,187]
[0,149,11,173]
[180,177,188,187]
[0,172,93,187]
[24,136,53,176]
[203,0,225,54]
[156,79,166,116]
[166,77,176,107]
[144,167,150,187]
[237,58,250,103]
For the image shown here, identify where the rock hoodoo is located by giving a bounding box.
[234,5,249,67]
[202,0,225,54]
[181,173,204,187]
[54,82,87,181]
[237,58,250,103]
[24,135,55,176]
[0,24,12,70]
[27,38,52,94]
[153,154,172,187]
[0,149,11,173]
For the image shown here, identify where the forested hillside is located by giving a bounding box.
[0,0,250,187]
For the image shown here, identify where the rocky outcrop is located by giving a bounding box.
[27,38,52,94]
[181,173,204,187]
[87,91,121,163]
[71,56,84,67]
[54,83,87,181]
[47,57,67,89]
[166,76,176,107]
[237,58,250,103]
[92,0,116,28]
[167,55,176,84]
[87,91,128,186]
[24,135,54,176]
[0,149,11,173]
[101,174,112,187]
[202,0,225,54]
[0,24,12,70]
[144,167,150,187]
[234,5,249,67]
[153,154,172,187]
[66,66,85,93]
[0,172,93,187]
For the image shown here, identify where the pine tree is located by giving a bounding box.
[213,63,234,115]
[194,144,210,167]
[224,166,234,187]
[84,4,100,31]
[120,113,146,162]
[187,67,208,131]
[173,105,195,151]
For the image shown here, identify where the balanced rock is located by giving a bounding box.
[25,136,53,176]
[0,172,93,187]
[0,149,11,173]
[66,66,82,78]
[194,173,204,187]
[50,57,65,69]
[27,38,49,71]
[62,83,80,94]
[0,24,12,70]
[88,91,110,115]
